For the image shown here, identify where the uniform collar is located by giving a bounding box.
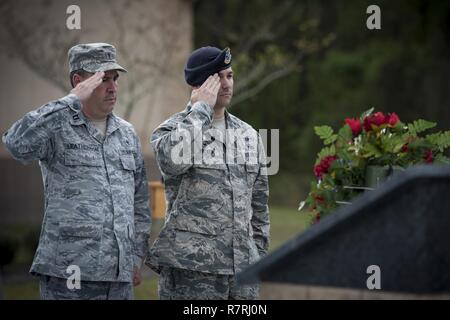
[224,109,240,129]
[105,113,124,136]
[70,110,124,142]
[69,110,84,126]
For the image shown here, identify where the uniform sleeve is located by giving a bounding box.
[132,133,152,268]
[251,136,270,257]
[2,94,81,164]
[150,101,214,177]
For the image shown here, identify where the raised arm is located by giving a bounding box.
[151,74,221,177]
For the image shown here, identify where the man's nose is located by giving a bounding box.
[107,80,118,92]
[221,78,231,89]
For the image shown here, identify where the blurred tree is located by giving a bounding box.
[194,0,334,107]
[0,0,79,93]
[109,0,186,121]
[0,0,187,121]
[194,0,450,206]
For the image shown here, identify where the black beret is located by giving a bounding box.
[184,46,232,86]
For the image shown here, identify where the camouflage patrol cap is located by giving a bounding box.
[68,43,127,73]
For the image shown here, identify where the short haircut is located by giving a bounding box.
[69,69,92,88]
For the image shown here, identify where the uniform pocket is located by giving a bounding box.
[180,164,227,215]
[120,154,136,171]
[64,149,103,166]
[173,215,222,236]
[55,222,101,270]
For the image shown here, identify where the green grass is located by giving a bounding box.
[269,206,312,251]
[2,206,311,300]
[134,277,159,300]
[2,279,40,300]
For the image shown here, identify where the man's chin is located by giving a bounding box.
[216,97,232,108]
[102,102,115,114]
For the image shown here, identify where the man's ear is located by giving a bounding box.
[72,74,83,87]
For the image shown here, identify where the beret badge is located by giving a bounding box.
[224,48,232,64]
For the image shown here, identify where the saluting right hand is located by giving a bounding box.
[70,71,104,103]
[190,74,221,108]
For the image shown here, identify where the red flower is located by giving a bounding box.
[401,143,409,152]
[313,195,325,203]
[314,155,337,179]
[388,112,400,126]
[424,150,433,163]
[313,165,324,179]
[363,112,389,131]
[363,112,400,131]
[345,118,362,136]
[373,112,388,126]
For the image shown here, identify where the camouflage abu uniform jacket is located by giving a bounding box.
[2,94,151,282]
[147,101,270,275]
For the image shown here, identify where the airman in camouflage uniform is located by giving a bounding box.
[2,43,151,300]
[146,47,270,300]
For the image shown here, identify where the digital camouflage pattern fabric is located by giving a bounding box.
[2,94,151,282]
[158,266,259,300]
[147,101,270,276]
[68,43,127,73]
[39,275,134,300]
